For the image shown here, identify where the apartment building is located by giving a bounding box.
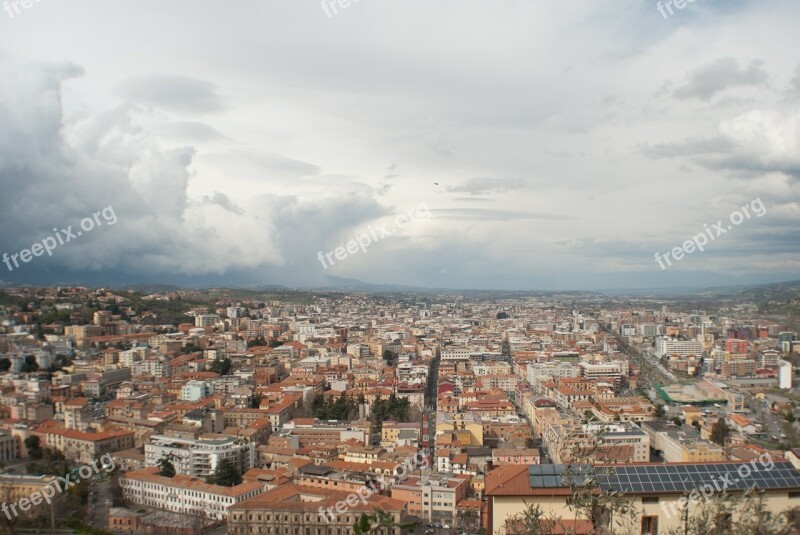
[36,426,135,464]
[391,475,468,524]
[182,380,215,401]
[280,418,371,447]
[659,429,724,463]
[656,337,703,358]
[145,434,256,478]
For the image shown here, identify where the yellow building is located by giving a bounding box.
[435,412,483,446]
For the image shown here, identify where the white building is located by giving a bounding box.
[145,435,256,479]
[441,346,470,360]
[527,362,578,392]
[120,469,265,520]
[780,360,793,390]
[182,380,215,401]
[656,337,704,358]
[195,314,221,328]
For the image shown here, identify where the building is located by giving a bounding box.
[228,483,407,535]
[391,475,468,524]
[145,434,256,479]
[659,430,725,463]
[780,360,793,389]
[381,421,421,448]
[182,380,215,401]
[37,427,135,464]
[0,430,20,462]
[492,448,541,465]
[655,338,703,358]
[280,418,371,447]
[486,461,800,535]
[120,468,265,520]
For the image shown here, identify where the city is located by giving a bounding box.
[0,286,798,533]
[2,1,800,534]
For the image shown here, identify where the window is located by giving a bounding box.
[641,515,658,535]
[641,497,659,504]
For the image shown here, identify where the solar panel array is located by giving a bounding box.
[529,462,800,494]
[528,464,593,488]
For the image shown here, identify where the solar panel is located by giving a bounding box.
[529,462,800,495]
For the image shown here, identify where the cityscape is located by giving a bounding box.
[2,1,800,534]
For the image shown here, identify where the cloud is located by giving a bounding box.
[446,178,526,196]
[114,74,225,113]
[430,208,576,221]
[643,110,800,180]
[673,58,769,101]
[159,121,226,141]
[0,58,389,280]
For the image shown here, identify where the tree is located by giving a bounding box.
[505,501,559,535]
[25,435,43,460]
[206,459,241,487]
[247,336,267,348]
[157,454,176,478]
[710,417,730,446]
[458,508,480,534]
[209,358,232,376]
[21,355,39,373]
[353,508,417,535]
[653,404,666,418]
[671,489,793,535]
[557,427,640,535]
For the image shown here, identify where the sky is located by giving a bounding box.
[0,0,799,291]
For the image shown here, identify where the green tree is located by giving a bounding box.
[710,417,730,446]
[157,454,176,478]
[672,489,793,535]
[206,459,241,487]
[209,357,232,375]
[24,435,43,460]
[653,404,666,418]
[353,508,417,535]
[247,336,267,348]
[505,501,559,535]
[21,355,39,373]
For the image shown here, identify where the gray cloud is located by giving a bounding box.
[430,208,576,221]
[114,74,225,113]
[160,121,226,141]
[673,58,769,101]
[446,178,527,196]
